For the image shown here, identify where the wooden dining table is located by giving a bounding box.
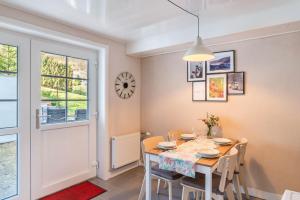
[144,138,237,200]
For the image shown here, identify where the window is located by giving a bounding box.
[0,44,18,129]
[40,52,88,124]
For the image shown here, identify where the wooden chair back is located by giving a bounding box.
[235,138,248,171]
[216,147,238,192]
[168,130,184,141]
[141,136,165,164]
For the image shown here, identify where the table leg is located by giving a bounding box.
[145,153,152,200]
[205,171,212,200]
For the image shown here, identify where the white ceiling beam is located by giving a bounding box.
[126,1,300,56]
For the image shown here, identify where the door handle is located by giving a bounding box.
[36,109,40,129]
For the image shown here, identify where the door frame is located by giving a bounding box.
[0,29,31,200]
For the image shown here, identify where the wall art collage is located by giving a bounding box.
[187,50,245,102]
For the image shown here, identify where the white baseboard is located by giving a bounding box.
[239,187,282,200]
[107,161,139,179]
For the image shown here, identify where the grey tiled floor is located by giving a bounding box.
[90,166,261,200]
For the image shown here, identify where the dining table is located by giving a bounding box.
[144,138,237,200]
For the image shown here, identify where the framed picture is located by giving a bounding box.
[228,72,245,95]
[192,82,206,101]
[187,61,206,82]
[207,50,235,74]
[206,73,228,102]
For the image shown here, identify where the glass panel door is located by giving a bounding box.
[0,31,30,200]
[0,43,18,200]
[31,39,97,199]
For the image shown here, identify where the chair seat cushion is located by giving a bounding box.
[181,173,229,194]
[151,165,183,180]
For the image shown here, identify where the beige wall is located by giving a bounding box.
[141,32,300,195]
[0,4,141,136]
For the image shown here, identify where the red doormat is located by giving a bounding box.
[40,181,106,200]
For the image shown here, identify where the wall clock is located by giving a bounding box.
[115,72,136,99]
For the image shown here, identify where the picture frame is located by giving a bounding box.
[207,50,235,74]
[187,61,206,82]
[228,72,245,95]
[206,73,228,102]
[192,82,206,101]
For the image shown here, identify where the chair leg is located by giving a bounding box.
[200,191,204,200]
[195,191,199,200]
[181,186,190,200]
[225,183,235,200]
[240,166,250,199]
[168,181,173,200]
[138,175,145,200]
[157,179,161,195]
[193,192,196,199]
[234,174,242,200]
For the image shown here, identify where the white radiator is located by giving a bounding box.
[111,132,140,169]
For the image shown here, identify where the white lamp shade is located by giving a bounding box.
[183,37,215,62]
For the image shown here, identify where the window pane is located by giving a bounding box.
[0,44,17,72]
[67,101,87,122]
[0,102,17,129]
[40,101,66,124]
[40,53,89,125]
[0,134,17,200]
[0,73,17,100]
[67,57,88,79]
[41,76,66,100]
[41,52,66,77]
[67,79,87,100]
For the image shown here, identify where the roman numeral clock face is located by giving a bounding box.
[115,72,136,99]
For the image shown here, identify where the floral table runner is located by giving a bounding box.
[158,139,217,178]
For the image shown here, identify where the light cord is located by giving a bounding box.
[167,0,200,37]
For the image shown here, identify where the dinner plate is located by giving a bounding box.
[197,148,220,158]
[157,141,176,148]
[181,134,196,140]
[157,145,176,150]
[213,138,231,144]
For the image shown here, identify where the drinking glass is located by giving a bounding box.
[169,133,177,146]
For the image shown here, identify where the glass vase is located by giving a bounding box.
[207,126,212,138]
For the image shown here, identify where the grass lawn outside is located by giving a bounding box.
[41,87,87,117]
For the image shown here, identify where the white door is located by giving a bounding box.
[0,30,30,200]
[30,39,98,199]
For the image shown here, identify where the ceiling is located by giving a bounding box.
[1,0,300,56]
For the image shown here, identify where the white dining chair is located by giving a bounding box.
[181,147,238,200]
[233,138,249,200]
[138,136,183,200]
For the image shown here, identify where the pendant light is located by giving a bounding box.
[167,0,215,62]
